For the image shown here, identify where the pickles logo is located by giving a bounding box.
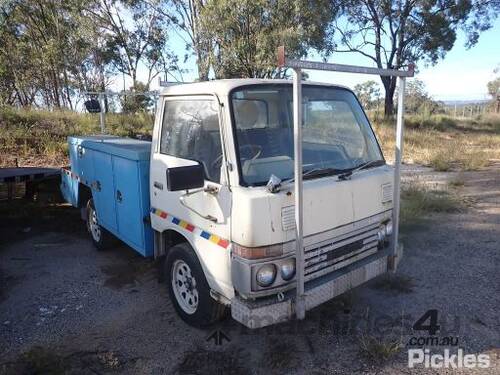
[408,349,491,369]
[408,310,491,369]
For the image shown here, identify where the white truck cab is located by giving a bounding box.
[148,79,401,328]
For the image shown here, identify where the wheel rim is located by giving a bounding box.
[88,205,101,242]
[171,260,199,315]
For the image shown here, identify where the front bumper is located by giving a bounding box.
[231,245,403,329]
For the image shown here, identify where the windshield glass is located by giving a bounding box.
[230,84,383,186]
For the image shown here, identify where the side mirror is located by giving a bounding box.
[166,163,205,191]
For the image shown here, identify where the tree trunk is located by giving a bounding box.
[100,80,109,113]
[384,94,394,116]
[381,76,397,117]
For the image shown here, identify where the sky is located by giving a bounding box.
[131,15,500,102]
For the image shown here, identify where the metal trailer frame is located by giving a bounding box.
[277,46,414,321]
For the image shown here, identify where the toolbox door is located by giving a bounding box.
[112,156,143,250]
[92,151,118,231]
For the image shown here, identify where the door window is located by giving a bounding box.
[160,99,223,183]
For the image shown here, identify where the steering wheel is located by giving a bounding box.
[211,144,262,170]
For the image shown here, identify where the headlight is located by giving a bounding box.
[280,258,296,280]
[256,264,277,287]
[385,220,393,236]
[377,226,386,243]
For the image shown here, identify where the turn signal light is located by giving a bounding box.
[233,243,283,259]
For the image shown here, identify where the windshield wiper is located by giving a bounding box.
[280,167,341,187]
[268,161,383,193]
[337,159,385,180]
[302,167,341,180]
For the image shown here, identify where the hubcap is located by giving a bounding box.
[171,260,199,314]
[88,206,101,242]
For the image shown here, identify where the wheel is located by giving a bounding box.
[86,198,114,250]
[165,243,226,327]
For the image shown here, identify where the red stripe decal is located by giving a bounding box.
[217,239,229,249]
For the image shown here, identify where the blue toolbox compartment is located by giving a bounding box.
[66,135,153,257]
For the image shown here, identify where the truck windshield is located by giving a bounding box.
[230,84,384,186]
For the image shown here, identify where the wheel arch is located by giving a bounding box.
[156,228,215,290]
[77,183,92,209]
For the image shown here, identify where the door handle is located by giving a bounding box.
[116,190,123,203]
[153,181,163,190]
[77,145,84,158]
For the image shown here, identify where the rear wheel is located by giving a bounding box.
[165,243,226,327]
[86,198,114,250]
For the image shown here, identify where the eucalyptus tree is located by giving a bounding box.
[331,0,499,116]
[199,0,336,79]
[88,0,174,90]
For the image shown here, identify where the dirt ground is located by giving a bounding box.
[0,165,499,374]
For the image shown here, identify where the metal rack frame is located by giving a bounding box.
[277,46,414,320]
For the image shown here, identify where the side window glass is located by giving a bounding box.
[160,99,222,183]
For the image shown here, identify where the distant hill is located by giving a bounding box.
[440,99,491,106]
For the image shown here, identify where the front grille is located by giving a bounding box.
[304,221,380,282]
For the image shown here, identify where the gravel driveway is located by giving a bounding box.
[0,165,498,374]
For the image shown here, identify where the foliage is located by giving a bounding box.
[152,0,210,81]
[121,82,154,113]
[199,0,335,79]
[331,0,498,116]
[353,80,381,110]
[0,0,96,108]
[487,70,499,98]
[0,0,177,109]
[401,79,441,114]
[92,0,177,88]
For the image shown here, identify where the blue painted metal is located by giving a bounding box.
[92,151,118,231]
[60,169,78,207]
[62,135,153,257]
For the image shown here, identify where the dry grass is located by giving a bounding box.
[400,181,464,225]
[1,106,499,170]
[0,106,153,167]
[449,174,466,188]
[372,113,500,171]
[358,334,403,363]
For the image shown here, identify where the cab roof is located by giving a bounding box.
[159,78,351,98]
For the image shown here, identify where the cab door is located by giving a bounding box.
[150,95,233,297]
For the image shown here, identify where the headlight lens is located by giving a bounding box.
[377,226,386,243]
[256,264,277,287]
[385,220,393,236]
[280,258,296,280]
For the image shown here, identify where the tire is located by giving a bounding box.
[86,198,114,250]
[165,243,226,327]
